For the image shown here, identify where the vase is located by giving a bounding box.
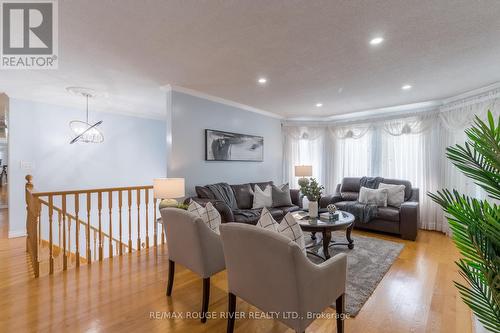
[308,201,319,218]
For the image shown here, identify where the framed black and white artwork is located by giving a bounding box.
[205,129,264,162]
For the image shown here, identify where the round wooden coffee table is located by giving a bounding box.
[293,210,355,260]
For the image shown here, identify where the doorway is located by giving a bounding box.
[0,93,8,239]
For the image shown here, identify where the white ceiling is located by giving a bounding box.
[1,0,499,119]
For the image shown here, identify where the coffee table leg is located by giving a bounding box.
[347,224,354,249]
[322,230,332,259]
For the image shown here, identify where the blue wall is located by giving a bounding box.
[9,99,167,236]
[168,91,283,195]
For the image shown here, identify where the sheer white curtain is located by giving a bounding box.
[283,126,326,189]
[326,128,373,192]
[438,95,500,230]
[379,113,444,231]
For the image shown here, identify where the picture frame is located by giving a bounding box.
[205,129,264,162]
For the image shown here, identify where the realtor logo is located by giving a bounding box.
[1,0,58,69]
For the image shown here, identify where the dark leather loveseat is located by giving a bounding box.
[320,177,419,240]
[186,181,302,224]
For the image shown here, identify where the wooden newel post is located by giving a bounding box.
[25,175,34,252]
[26,174,34,191]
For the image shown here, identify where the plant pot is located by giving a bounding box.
[308,201,319,218]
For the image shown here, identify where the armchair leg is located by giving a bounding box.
[335,293,345,333]
[201,277,210,323]
[166,260,175,296]
[227,292,236,333]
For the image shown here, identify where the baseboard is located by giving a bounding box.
[8,230,26,238]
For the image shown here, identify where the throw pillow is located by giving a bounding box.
[358,187,388,207]
[378,183,405,207]
[278,213,306,254]
[256,207,278,231]
[252,184,273,209]
[272,184,293,207]
[187,200,221,234]
[256,208,306,254]
[230,183,254,209]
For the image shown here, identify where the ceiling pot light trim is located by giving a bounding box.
[67,87,104,144]
[401,84,412,90]
[369,37,384,45]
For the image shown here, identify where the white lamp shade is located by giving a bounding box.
[295,165,312,177]
[153,178,185,199]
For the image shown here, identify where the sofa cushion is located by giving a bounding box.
[251,181,274,191]
[195,186,215,199]
[341,177,361,193]
[376,207,400,222]
[341,192,359,201]
[231,183,253,209]
[381,178,412,201]
[272,184,293,207]
[277,205,300,214]
[333,201,351,210]
[233,208,284,224]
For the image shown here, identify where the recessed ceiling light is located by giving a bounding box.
[369,37,384,45]
[401,84,412,90]
[315,103,323,108]
[258,77,267,84]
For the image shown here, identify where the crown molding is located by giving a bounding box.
[161,84,284,120]
[285,100,442,125]
[441,82,500,105]
[286,82,500,124]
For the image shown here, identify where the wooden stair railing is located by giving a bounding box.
[37,197,129,269]
[25,175,166,278]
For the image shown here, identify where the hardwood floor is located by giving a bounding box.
[0,214,471,332]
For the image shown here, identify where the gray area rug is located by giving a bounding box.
[305,232,404,316]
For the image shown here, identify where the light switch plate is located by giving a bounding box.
[20,161,34,170]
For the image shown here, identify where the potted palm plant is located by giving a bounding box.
[428,111,499,332]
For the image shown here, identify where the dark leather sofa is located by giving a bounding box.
[186,181,302,224]
[320,177,419,240]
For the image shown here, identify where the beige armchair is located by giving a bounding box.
[160,208,225,323]
[219,223,347,333]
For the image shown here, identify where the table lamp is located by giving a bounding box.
[153,178,185,209]
[295,165,312,187]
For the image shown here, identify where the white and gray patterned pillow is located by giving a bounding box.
[279,213,306,254]
[188,200,221,234]
[256,207,278,232]
[256,208,306,254]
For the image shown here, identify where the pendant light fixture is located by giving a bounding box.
[67,87,104,144]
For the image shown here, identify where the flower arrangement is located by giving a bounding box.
[298,177,324,202]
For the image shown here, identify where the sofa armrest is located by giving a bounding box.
[184,197,235,223]
[319,194,343,208]
[290,189,303,208]
[400,201,419,241]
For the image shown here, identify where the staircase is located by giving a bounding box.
[25,175,166,277]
